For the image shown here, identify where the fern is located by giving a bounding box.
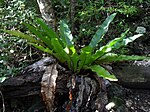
[3,13,150,81]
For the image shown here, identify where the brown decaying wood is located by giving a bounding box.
[41,64,58,112]
[1,57,150,111]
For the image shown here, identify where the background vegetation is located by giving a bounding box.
[0,0,39,82]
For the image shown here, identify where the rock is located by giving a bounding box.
[135,26,146,34]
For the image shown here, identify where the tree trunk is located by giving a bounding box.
[37,0,56,30]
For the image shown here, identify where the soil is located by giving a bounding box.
[107,83,150,112]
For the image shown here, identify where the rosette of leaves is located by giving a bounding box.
[3,13,150,81]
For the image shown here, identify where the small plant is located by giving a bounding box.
[100,2,138,17]
[3,13,150,81]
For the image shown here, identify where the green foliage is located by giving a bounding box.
[0,0,37,30]
[89,13,116,49]
[75,1,141,41]
[76,1,104,39]
[0,0,38,82]
[0,0,4,7]
[110,0,147,4]
[50,0,145,42]
[100,3,138,17]
[96,53,150,64]
[86,65,116,81]
[3,13,150,81]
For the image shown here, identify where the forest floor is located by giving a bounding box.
[107,83,150,112]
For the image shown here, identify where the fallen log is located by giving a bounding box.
[1,57,56,98]
[1,57,108,111]
[0,56,70,111]
[113,60,150,89]
[1,57,150,111]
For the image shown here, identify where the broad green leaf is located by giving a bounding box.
[89,13,116,49]
[54,53,69,64]
[78,52,87,71]
[30,43,54,55]
[24,23,53,49]
[112,34,143,49]
[89,50,106,64]
[78,46,91,71]
[96,53,150,64]
[70,53,79,72]
[93,31,142,63]
[104,29,129,51]
[86,65,117,81]
[36,18,59,39]
[60,20,74,47]
[59,19,77,65]
[107,29,129,47]
[81,46,93,54]
[79,46,94,66]
[59,20,78,71]
[66,46,79,71]
[99,29,129,53]
[51,38,71,68]
[3,30,39,43]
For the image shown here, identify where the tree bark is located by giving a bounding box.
[2,59,150,95]
[1,58,150,111]
[112,60,150,89]
[1,57,108,111]
[37,0,56,30]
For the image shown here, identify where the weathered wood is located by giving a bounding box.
[1,57,108,111]
[113,60,150,89]
[41,63,58,112]
[1,58,150,99]
[1,57,150,112]
[1,57,56,98]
